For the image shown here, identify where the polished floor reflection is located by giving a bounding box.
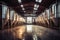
[0,25,60,40]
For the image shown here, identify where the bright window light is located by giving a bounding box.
[46,9,50,19]
[55,5,56,18]
[10,10,14,20]
[21,5,23,7]
[18,0,21,3]
[2,5,7,18]
[27,17,32,23]
[6,9,9,19]
[52,4,55,14]
[14,13,16,21]
[26,25,33,32]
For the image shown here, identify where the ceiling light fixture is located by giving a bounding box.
[34,4,37,8]
[39,0,42,3]
[18,0,22,3]
[34,8,37,10]
[21,5,23,7]
[36,0,38,2]
[36,0,42,3]
[34,4,39,8]
[24,11,26,13]
[22,8,25,10]
[36,5,39,8]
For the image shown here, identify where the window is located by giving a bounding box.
[52,4,57,18]
[52,4,55,14]
[27,17,33,23]
[17,14,20,21]
[54,4,56,18]
[10,10,14,20]
[14,13,16,21]
[6,8,9,19]
[46,9,50,19]
[32,17,36,23]
[2,5,8,19]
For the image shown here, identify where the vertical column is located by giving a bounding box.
[0,4,2,30]
[56,0,60,30]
